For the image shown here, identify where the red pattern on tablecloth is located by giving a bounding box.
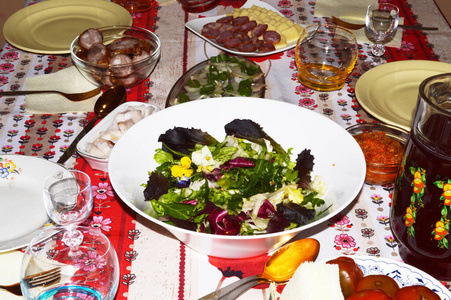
[74,158,135,299]
[70,4,161,299]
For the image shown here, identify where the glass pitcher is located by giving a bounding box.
[391,73,451,280]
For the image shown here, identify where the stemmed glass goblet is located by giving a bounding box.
[365,2,399,67]
[43,170,93,255]
[21,170,120,299]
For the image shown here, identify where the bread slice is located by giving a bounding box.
[280,261,344,300]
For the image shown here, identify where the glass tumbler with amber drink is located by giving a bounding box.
[391,73,451,280]
[295,24,358,91]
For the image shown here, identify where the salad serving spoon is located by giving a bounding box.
[198,238,320,300]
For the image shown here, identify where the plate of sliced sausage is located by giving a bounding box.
[185,0,304,57]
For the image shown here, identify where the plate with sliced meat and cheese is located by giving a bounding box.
[185,0,305,57]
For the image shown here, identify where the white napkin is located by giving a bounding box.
[314,0,403,47]
[0,251,24,300]
[25,66,101,114]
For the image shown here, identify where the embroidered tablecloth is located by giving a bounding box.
[0,0,450,299]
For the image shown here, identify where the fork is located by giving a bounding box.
[0,267,61,296]
[331,16,439,31]
[0,86,102,102]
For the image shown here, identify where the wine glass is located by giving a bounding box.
[365,2,399,66]
[20,226,119,300]
[43,170,93,254]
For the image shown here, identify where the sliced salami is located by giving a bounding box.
[216,16,234,23]
[240,36,252,46]
[198,8,299,54]
[232,16,250,26]
[215,31,234,44]
[202,22,223,38]
[203,22,223,31]
[223,37,241,49]
[263,30,281,45]
[219,23,235,33]
[202,27,220,39]
[251,24,268,38]
[79,28,103,51]
[110,54,134,77]
[108,38,141,56]
[87,43,110,66]
[241,20,257,32]
[258,42,276,52]
[238,43,257,52]
[234,31,249,40]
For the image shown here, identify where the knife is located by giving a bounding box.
[399,24,439,31]
[331,16,438,31]
[57,117,99,164]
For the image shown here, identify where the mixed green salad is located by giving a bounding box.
[143,119,327,236]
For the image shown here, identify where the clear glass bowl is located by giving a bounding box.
[20,226,119,300]
[346,123,409,185]
[70,25,161,89]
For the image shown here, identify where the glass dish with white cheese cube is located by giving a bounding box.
[77,102,159,171]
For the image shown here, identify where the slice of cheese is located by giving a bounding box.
[281,26,301,45]
[280,262,344,300]
[275,36,287,49]
[277,22,290,32]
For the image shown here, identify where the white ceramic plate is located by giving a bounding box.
[108,98,366,258]
[353,256,451,299]
[3,0,133,54]
[0,155,66,252]
[77,102,160,172]
[185,0,298,57]
[355,60,451,131]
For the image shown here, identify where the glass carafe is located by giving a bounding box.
[391,73,451,280]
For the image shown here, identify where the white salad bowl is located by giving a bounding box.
[108,98,366,258]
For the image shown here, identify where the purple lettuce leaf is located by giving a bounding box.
[276,202,315,226]
[143,171,170,201]
[257,199,276,218]
[294,149,315,189]
[267,211,290,233]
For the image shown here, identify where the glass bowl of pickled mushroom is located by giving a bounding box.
[346,123,409,185]
[70,25,161,89]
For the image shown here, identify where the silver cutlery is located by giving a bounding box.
[0,86,102,102]
[0,267,61,296]
[331,16,439,31]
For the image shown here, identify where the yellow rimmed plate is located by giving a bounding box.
[3,0,133,54]
[355,60,451,131]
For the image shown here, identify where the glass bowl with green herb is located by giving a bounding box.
[166,54,266,107]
